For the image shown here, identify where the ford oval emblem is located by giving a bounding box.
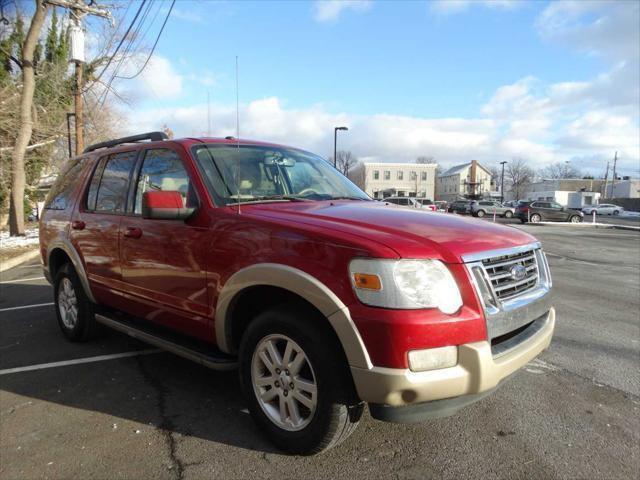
[509,264,527,281]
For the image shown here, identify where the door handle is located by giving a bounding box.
[71,220,85,230]
[124,227,142,239]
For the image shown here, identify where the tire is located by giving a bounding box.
[239,303,363,455]
[570,215,582,223]
[475,210,485,218]
[530,213,542,223]
[520,218,527,224]
[54,263,101,342]
[504,210,513,218]
[613,210,620,216]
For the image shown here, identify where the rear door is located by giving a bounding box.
[549,201,567,220]
[119,146,211,339]
[70,150,137,305]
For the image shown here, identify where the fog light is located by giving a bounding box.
[408,346,458,372]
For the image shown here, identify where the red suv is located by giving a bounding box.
[40,133,555,454]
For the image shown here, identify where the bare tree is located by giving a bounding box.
[335,150,359,176]
[539,162,581,179]
[506,157,535,200]
[416,156,434,164]
[9,0,49,235]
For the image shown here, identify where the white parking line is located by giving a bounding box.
[0,349,161,376]
[0,276,46,284]
[0,302,54,313]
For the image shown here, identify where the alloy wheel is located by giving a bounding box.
[58,277,78,329]
[251,334,318,431]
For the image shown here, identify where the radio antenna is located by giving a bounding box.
[235,55,241,215]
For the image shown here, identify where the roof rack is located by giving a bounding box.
[83,131,168,154]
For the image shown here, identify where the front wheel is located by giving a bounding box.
[530,213,542,223]
[570,215,582,223]
[475,210,485,218]
[504,210,513,218]
[613,210,620,216]
[239,304,363,454]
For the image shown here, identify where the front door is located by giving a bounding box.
[119,146,211,340]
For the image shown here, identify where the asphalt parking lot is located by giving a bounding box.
[1,225,639,479]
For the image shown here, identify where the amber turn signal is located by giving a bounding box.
[353,273,382,290]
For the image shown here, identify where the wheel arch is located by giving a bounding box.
[215,263,372,369]
[47,240,96,303]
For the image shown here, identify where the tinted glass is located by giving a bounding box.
[44,157,88,210]
[94,151,136,213]
[134,149,195,214]
[193,145,369,204]
[550,202,563,209]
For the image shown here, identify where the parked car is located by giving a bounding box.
[384,196,434,210]
[448,200,473,214]
[40,132,555,454]
[434,200,448,211]
[415,198,437,211]
[516,200,584,223]
[470,201,515,218]
[582,204,624,216]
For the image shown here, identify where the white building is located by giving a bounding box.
[349,162,437,199]
[606,179,640,199]
[436,160,494,203]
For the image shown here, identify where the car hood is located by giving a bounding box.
[244,200,538,263]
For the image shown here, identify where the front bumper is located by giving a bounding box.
[350,307,555,421]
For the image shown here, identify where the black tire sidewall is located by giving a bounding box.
[239,306,355,454]
[54,264,94,341]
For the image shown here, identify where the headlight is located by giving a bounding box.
[349,258,463,314]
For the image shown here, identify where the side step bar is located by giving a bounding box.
[95,314,238,371]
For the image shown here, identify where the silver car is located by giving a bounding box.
[471,201,515,218]
[582,204,624,216]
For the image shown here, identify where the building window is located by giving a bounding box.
[397,171,403,180]
[421,171,427,181]
[410,171,417,181]
[373,170,379,180]
[384,171,390,180]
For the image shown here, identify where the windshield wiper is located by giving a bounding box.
[226,195,310,205]
[327,196,369,201]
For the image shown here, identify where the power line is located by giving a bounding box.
[114,0,174,80]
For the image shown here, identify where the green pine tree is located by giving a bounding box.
[55,21,68,65]
[45,8,58,63]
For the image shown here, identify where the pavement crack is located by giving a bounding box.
[136,357,185,480]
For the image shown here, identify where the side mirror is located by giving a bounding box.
[142,190,196,220]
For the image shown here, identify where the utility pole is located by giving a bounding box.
[611,151,618,199]
[603,160,609,199]
[45,1,111,155]
[500,160,507,203]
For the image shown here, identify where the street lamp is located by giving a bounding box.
[500,161,508,203]
[334,126,348,168]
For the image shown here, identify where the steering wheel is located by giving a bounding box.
[297,188,321,197]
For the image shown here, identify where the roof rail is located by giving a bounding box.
[83,131,168,154]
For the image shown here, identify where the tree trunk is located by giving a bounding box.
[9,0,49,236]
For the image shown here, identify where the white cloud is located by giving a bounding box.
[313,0,371,23]
[430,0,520,16]
[115,54,184,100]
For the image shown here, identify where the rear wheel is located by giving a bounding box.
[504,210,513,218]
[475,210,485,218]
[570,215,582,223]
[613,210,620,216]
[54,263,101,342]
[530,213,542,223]
[239,303,363,454]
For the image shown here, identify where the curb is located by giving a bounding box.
[522,222,640,232]
[0,248,40,272]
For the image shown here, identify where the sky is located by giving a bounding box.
[80,1,640,176]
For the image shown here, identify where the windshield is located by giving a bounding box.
[192,144,370,205]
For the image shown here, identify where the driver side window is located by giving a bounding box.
[134,149,196,215]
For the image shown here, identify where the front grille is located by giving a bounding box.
[481,249,539,301]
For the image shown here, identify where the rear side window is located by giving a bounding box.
[86,151,136,213]
[44,157,89,210]
[134,149,195,214]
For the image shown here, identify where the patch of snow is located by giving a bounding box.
[0,229,39,249]
[620,211,640,218]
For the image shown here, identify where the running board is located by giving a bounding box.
[95,314,238,371]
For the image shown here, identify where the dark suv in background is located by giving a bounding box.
[515,201,583,223]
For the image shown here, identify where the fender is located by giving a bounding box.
[46,240,97,304]
[215,263,373,369]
